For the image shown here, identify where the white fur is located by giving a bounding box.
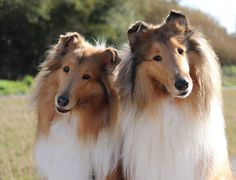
[35,113,120,180]
[121,97,229,180]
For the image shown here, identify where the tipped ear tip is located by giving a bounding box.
[128,21,149,34]
[167,10,187,21]
[59,35,66,43]
[166,10,189,28]
[56,32,84,55]
[103,48,120,66]
[170,10,185,17]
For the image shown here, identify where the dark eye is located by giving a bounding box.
[63,66,70,73]
[82,74,90,80]
[177,48,184,55]
[153,55,162,61]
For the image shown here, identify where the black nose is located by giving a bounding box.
[175,78,189,91]
[57,95,69,107]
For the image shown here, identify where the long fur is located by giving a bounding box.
[117,11,233,180]
[32,32,122,180]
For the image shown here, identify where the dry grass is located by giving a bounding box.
[0,90,235,179]
[224,89,236,156]
[0,95,37,180]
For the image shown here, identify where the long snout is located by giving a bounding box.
[57,95,69,107]
[55,94,71,113]
[175,78,189,91]
[171,72,193,98]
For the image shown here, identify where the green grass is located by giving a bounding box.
[0,76,33,96]
[222,65,236,87]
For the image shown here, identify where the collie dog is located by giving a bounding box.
[32,32,122,180]
[117,11,233,180]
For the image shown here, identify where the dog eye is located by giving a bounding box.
[82,74,90,80]
[177,48,184,55]
[63,66,70,73]
[153,55,162,62]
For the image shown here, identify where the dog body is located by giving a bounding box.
[33,33,121,180]
[117,11,233,180]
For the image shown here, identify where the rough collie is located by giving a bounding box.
[117,11,233,180]
[32,32,122,180]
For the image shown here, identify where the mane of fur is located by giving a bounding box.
[31,43,63,136]
[117,19,232,179]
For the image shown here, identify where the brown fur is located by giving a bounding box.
[117,11,232,179]
[32,32,123,179]
[117,12,221,116]
[32,32,120,140]
[106,161,124,180]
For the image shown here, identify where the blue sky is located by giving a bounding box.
[180,0,236,33]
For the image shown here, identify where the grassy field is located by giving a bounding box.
[0,76,33,96]
[224,89,236,156]
[222,65,236,87]
[0,96,37,180]
[0,90,235,179]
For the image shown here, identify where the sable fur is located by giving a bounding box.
[33,32,120,139]
[32,32,123,180]
[117,10,233,180]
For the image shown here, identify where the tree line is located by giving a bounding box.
[1,0,235,80]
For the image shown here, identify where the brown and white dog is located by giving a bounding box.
[117,11,233,180]
[32,32,122,180]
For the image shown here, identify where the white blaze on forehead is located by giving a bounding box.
[180,56,190,73]
[170,54,190,75]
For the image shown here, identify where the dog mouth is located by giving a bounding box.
[179,91,188,96]
[56,106,71,113]
[161,85,188,97]
[174,91,190,98]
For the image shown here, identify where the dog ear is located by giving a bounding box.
[127,21,150,46]
[101,48,121,74]
[57,32,84,55]
[166,10,188,28]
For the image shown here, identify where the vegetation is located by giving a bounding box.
[0,0,236,80]
[222,65,236,87]
[0,1,235,179]
[0,75,33,95]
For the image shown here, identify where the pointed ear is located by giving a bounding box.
[166,10,188,29]
[127,21,150,47]
[57,32,84,55]
[101,48,121,74]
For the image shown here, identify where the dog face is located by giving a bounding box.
[128,11,193,98]
[45,33,120,113]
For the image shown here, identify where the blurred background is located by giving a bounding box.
[0,0,235,179]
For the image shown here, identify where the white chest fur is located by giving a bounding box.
[121,98,228,180]
[35,114,120,180]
